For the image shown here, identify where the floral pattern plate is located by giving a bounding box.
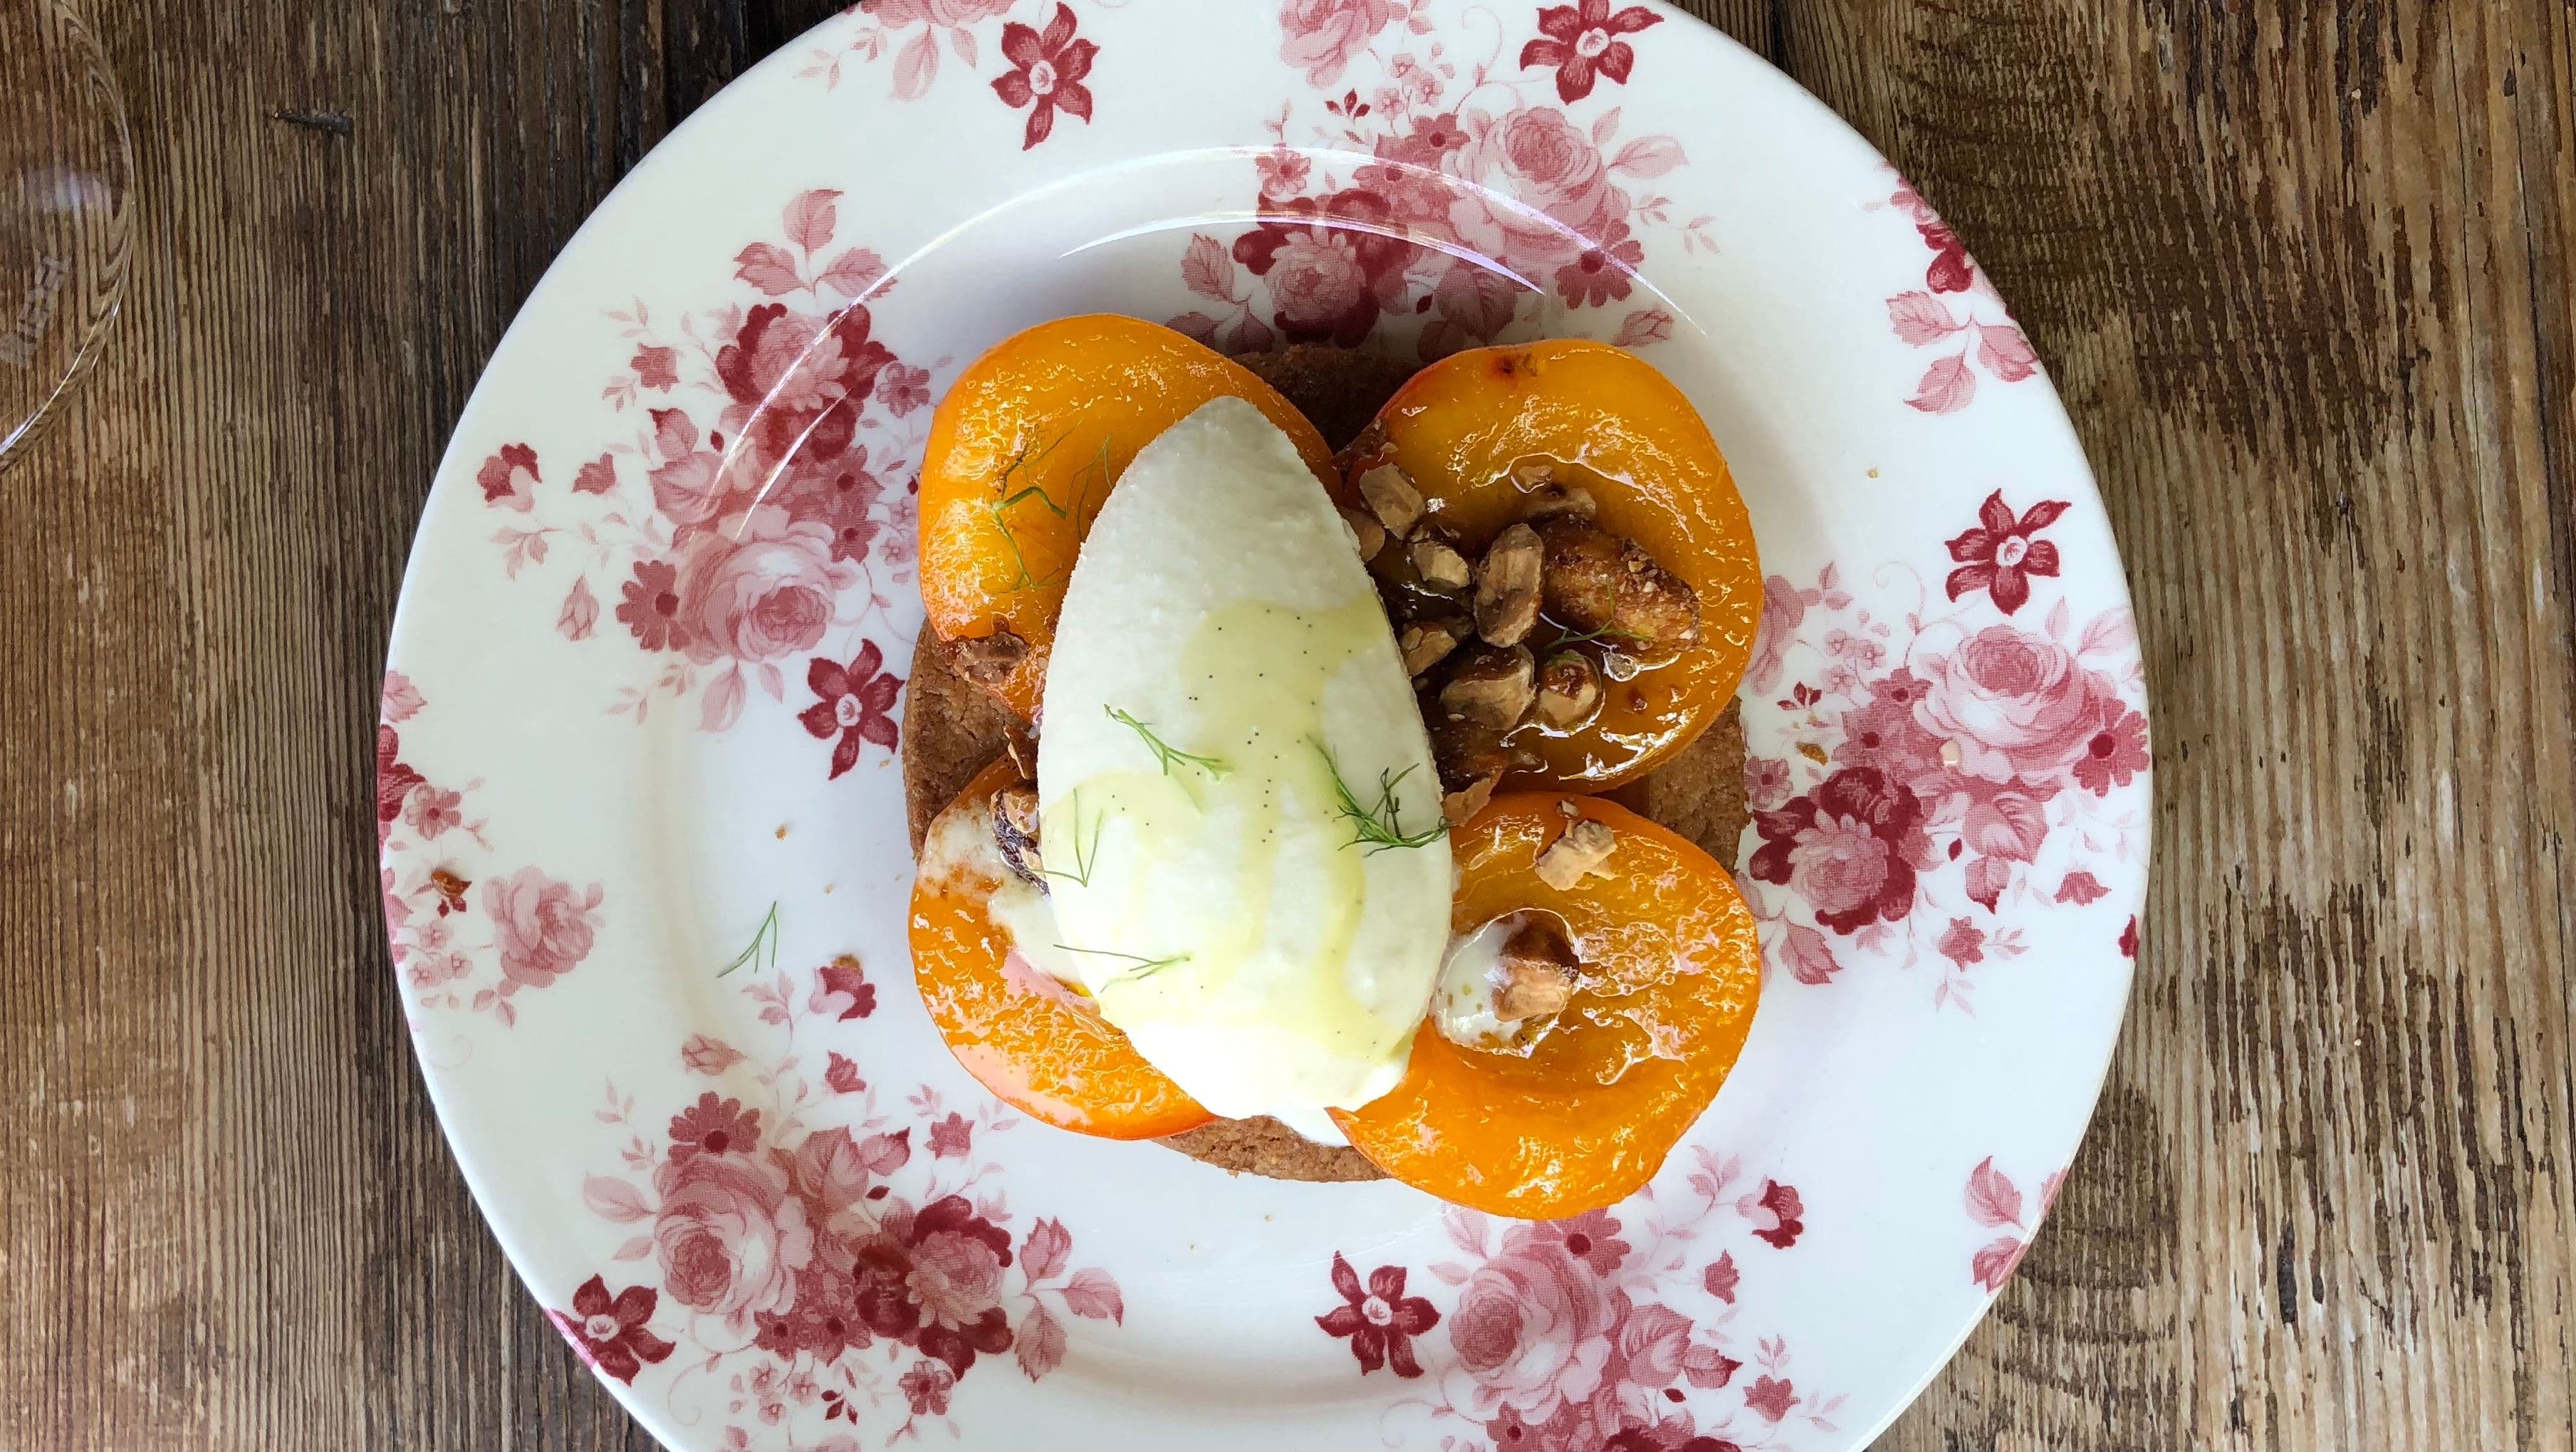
[380,4,2150,1449]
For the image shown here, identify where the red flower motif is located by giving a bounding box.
[1233,187,1415,347]
[1744,1179,1804,1249]
[376,725,424,827]
[548,1275,674,1386]
[1533,1208,1629,1275]
[1520,0,1663,104]
[1919,219,1976,293]
[2072,700,2150,795]
[1317,1253,1440,1377]
[616,558,689,652]
[800,641,903,778]
[1553,219,1644,307]
[1746,767,1928,934]
[1606,1429,1743,1452]
[1742,1373,1799,1421]
[753,1264,870,1364]
[668,1091,761,1160]
[899,1357,955,1416]
[2119,915,2139,958]
[1938,916,1986,966]
[771,450,885,565]
[927,1112,974,1161]
[850,1196,1017,1376]
[1944,491,2067,615]
[714,302,892,472]
[478,442,540,511]
[814,955,878,1020]
[991,4,1097,151]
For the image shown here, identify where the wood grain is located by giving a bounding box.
[0,1,2566,1448]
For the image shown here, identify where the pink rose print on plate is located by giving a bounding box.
[485,867,605,989]
[1748,768,1931,936]
[991,4,1097,150]
[563,963,1126,1443]
[464,189,917,755]
[1320,1154,1847,1448]
[1521,0,1664,104]
[1234,187,1417,346]
[1178,6,1704,361]
[796,0,1024,100]
[1279,0,1409,87]
[1736,493,2147,1010]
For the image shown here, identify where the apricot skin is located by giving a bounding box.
[909,758,1216,1139]
[1334,793,1763,1219]
[1345,340,1759,790]
[918,316,1336,719]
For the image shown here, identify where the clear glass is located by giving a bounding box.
[0,0,133,470]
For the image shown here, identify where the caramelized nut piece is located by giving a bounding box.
[1399,618,1467,677]
[1493,918,1577,1022]
[1533,652,1603,729]
[1442,773,1500,827]
[1509,458,1557,491]
[1474,523,1544,647]
[1523,483,1597,522]
[1410,535,1473,592]
[1357,463,1426,537]
[1533,818,1618,890]
[1338,506,1387,563]
[1428,714,1539,792]
[991,784,1045,888]
[949,625,1029,686]
[1440,643,1536,730]
[1533,517,1702,650]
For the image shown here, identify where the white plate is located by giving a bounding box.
[380,4,2151,1448]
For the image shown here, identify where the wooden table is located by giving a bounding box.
[4,1,2569,1447]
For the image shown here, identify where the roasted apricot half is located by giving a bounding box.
[918,315,1337,719]
[908,758,1215,1139]
[1346,340,1758,789]
[1333,793,1761,1218]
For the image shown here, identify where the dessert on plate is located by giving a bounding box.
[902,315,1762,1218]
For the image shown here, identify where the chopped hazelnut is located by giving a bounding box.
[1509,458,1555,490]
[1534,652,1603,729]
[949,625,1028,686]
[1533,516,1701,650]
[1523,483,1597,522]
[1442,772,1499,827]
[1428,714,1538,793]
[1533,818,1618,890]
[1474,523,1544,647]
[1409,535,1473,592]
[991,785,1045,888]
[1339,506,1387,563]
[1439,643,1535,730]
[1357,463,1426,537]
[1493,918,1577,1021]
[1398,618,1467,677]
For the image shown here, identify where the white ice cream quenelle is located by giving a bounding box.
[1037,395,1452,1143]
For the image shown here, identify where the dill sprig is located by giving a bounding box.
[989,432,1115,595]
[1055,944,1191,981]
[716,901,781,978]
[1107,706,1231,780]
[1313,740,1446,855]
[1036,793,1105,889]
